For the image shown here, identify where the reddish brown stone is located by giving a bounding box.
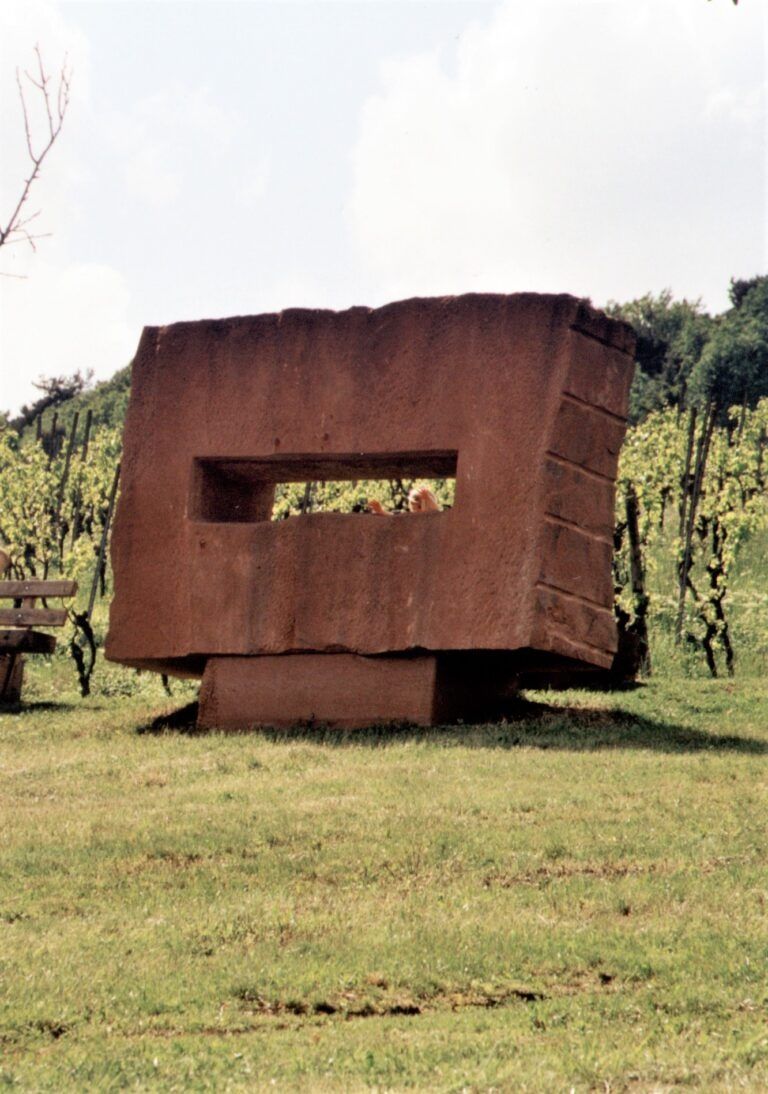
[543,458,616,541]
[106,293,634,727]
[199,654,439,729]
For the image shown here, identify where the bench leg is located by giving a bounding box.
[0,653,24,704]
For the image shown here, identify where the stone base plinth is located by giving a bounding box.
[198,653,438,730]
[197,652,522,730]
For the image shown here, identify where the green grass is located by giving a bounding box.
[1,661,767,1091]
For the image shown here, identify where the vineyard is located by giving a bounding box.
[2,302,767,1093]
[615,400,768,678]
[1,384,766,697]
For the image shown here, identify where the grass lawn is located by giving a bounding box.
[1,666,767,1091]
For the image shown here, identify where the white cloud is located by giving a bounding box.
[0,2,118,415]
[235,154,272,211]
[349,0,766,312]
[0,0,90,248]
[106,85,244,210]
[0,259,136,413]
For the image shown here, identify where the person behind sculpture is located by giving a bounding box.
[367,484,440,516]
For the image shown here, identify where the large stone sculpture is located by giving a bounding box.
[106,293,634,728]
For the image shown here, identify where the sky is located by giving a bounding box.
[0,0,765,414]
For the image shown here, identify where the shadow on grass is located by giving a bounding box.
[138,699,768,754]
[0,701,75,716]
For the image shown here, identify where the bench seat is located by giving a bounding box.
[0,629,58,654]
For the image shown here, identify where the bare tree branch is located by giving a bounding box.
[0,46,72,257]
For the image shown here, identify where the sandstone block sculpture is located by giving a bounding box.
[106,293,635,728]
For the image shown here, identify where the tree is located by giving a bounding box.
[10,371,93,436]
[606,292,712,422]
[609,278,768,425]
[690,276,768,419]
[0,46,72,264]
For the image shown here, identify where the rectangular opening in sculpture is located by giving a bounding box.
[190,451,458,523]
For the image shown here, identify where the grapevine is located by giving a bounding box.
[615,399,768,676]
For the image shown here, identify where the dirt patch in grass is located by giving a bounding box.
[482,858,660,888]
[232,982,546,1021]
[481,852,766,889]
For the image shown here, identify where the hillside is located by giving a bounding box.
[28,365,132,442]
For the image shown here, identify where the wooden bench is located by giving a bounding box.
[0,580,78,703]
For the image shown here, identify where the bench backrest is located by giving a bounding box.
[0,580,78,629]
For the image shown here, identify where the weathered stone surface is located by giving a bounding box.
[543,458,616,541]
[571,301,636,356]
[199,651,535,730]
[537,521,615,608]
[199,654,439,729]
[549,400,628,480]
[562,330,634,418]
[106,293,634,726]
[531,586,616,668]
